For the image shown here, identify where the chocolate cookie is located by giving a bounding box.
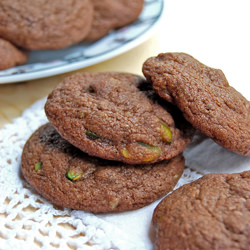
[152,171,250,250]
[0,0,93,50]
[85,0,144,41]
[45,72,193,164]
[21,123,185,213]
[143,52,250,156]
[0,38,28,70]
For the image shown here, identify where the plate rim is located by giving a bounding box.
[0,0,164,84]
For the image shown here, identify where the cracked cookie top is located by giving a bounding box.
[0,0,93,50]
[143,52,250,156]
[45,72,193,164]
[153,171,250,250]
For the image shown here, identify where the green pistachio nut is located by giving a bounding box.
[160,122,172,143]
[138,142,161,161]
[122,148,130,159]
[66,170,83,181]
[122,142,161,162]
[86,130,100,140]
[35,162,42,172]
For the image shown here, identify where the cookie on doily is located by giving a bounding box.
[152,171,250,250]
[45,72,193,165]
[21,123,185,213]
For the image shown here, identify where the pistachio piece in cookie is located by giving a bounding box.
[122,142,161,162]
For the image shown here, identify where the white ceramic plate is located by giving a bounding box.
[0,0,164,84]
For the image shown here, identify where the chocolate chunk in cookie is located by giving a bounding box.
[45,72,193,164]
[0,38,28,70]
[85,0,144,41]
[21,123,185,213]
[143,52,250,156]
[153,171,250,250]
[0,0,93,50]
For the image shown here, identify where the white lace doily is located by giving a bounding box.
[0,98,250,250]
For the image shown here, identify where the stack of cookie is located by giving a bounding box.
[0,0,144,70]
[21,72,194,213]
[21,52,250,249]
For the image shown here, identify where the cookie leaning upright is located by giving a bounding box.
[45,72,193,164]
[0,0,93,50]
[152,171,250,250]
[21,123,185,213]
[143,52,250,156]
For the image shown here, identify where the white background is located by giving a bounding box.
[155,0,250,99]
